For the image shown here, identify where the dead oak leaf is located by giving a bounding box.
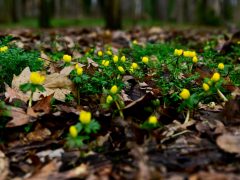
[6,107,34,127]
[32,94,54,114]
[4,83,29,103]
[216,134,240,154]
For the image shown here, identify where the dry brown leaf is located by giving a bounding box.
[12,67,74,102]
[6,107,32,127]
[4,83,29,103]
[26,160,60,180]
[0,150,9,180]
[87,57,99,68]
[60,66,74,76]
[26,128,51,142]
[216,134,240,154]
[32,94,53,114]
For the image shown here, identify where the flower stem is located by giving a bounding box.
[77,85,80,105]
[115,101,124,118]
[28,91,33,107]
[183,109,190,124]
[217,89,228,102]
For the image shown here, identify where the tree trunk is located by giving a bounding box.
[39,0,51,28]
[104,0,122,30]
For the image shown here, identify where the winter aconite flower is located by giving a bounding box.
[131,62,138,69]
[132,40,138,45]
[174,49,183,56]
[30,72,45,85]
[102,60,110,67]
[69,125,78,138]
[79,111,91,124]
[179,89,190,100]
[192,56,198,63]
[106,95,113,104]
[76,67,83,75]
[183,51,196,58]
[218,63,224,70]
[120,56,126,62]
[118,66,125,73]
[0,46,8,52]
[148,115,158,124]
[63,54,72,63]
[202,83,210,91]
[110,85,118,94]
[98,51,103,57]
[142,56,149,64]
[113,55,119,63]
[106,50,112,56]
[211,72,220,82]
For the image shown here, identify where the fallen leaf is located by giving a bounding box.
[0,150,9,180]
[26,160,60,180]
[216,134,240,153]
[26,128,51,142]
[32,94,53,114]
[6,107,33,127]
[4,83,29,103]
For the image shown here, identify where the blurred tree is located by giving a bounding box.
[82,0,91,15]
[39,0,52,28]
[103,0,122,29]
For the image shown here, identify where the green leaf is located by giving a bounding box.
[20,83,32,92]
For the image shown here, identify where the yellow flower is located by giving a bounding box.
[218,63,224,70]
[106,95,113,104]
[63,54,72,63]
[0,46,8,52]
[207,80,212,86]
[75,63,79,69]
[76,67,83,75]
[131,62,138,70]
[183,51,196,58]
[174,49,183,56]
[192,56,198,63]
[142,56,149,64]
[102,60,110,67]
[179,89,190,100]
[132,40,138,45]
[113,55,118,63]
[98,51,103,57]
[79,110,91,124]
[202,83,210,91]
[106,50,112,56]
[30,72,45,85]
[148,115,158,124]
[118,66,125,73]
[69,125,78,138]
[120,56,126,62]
[211,72,220,82]
[110,85,118,94]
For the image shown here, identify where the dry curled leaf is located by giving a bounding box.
[216,134,240,154]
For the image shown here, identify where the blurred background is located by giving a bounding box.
[0,0,239,29]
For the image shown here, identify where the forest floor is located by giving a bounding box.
[0,27,240,180]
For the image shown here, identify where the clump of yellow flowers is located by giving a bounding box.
[63,54,72,63]
[113,55,119,63]
[174,49,183,56]
[118,66,125,74]
[183,51,196,58]
[67,110,100,148]
[102,60,110,67]
[0,46,8,52]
